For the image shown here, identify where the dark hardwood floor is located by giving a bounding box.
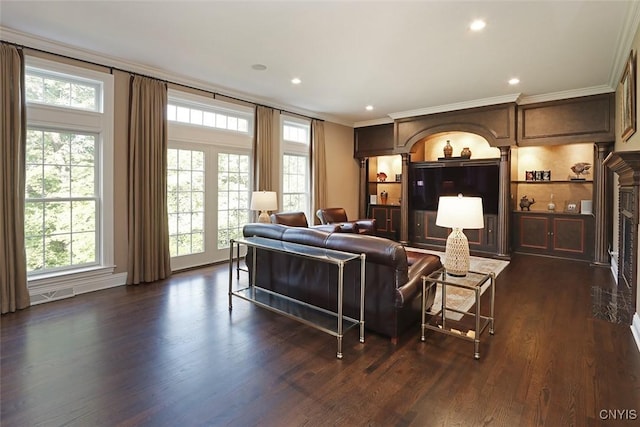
[1,254,639,426]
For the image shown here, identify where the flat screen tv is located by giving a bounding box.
[410,164,499,214]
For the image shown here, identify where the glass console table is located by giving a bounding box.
[421,268,495,359]
[228,236,366,359]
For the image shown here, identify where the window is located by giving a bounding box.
[167,148,205,258]
[24,57,113,282]
[281,118,310,216]
[167,90,253,270]
[25,130,98,272]
[167,101,251,134]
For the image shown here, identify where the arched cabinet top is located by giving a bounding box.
[395,103,517,153]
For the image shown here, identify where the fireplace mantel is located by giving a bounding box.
[604,151,640,186]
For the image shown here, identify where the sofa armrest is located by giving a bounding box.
[355,219,376,233]
[310,224,341,233]
[395,254,442,308]
[336,222,359,233]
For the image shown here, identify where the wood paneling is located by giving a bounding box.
[518,93,615,146]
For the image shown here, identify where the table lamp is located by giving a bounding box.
[435,194,484,277]
[250,191,278,223]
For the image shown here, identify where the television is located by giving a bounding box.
[410,164,499,215]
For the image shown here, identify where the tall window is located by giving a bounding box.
[167,90,253,270]
[282,118,310,216]
[24,57,113,279]
[167,148,205,258]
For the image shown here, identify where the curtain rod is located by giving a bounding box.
[1,39,323,122]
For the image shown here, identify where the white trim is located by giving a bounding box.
[631,313,640,354]
[24,55,115,281]
[608,0,640,88]
[388,93,522,120]
[518,85,615,105]
[29,267,126,305]
[354,117,394,128]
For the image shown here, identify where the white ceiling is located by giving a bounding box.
[1,1,638,126]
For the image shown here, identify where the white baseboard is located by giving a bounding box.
[632,313,640,354]
[29,271,127,305]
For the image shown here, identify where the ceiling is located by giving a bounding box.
[1,1,638,126]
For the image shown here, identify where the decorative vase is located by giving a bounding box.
[380,190,388,205]
[461,147,472,159]
[443,140,453,158]
[547,193,556,211]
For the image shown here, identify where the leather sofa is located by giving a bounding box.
[270,211,340,232]
[316,207,376,234]
[242,223,442,341]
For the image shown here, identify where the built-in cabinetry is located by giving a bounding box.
[412,210,498,254]
[354,93,614,262]
[371,205,401,240]
[366,155,402,239]
[512,212,594,261]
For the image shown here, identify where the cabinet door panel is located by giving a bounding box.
[553,217,584,253]
[519,216,549,249]
[372,207,389,232]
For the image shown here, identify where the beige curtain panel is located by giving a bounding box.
[0,43,30,313]
[254,105,277,192]
[127,76,171,284]
[311,119,327,225]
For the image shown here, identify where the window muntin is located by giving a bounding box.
[167,102,249,134]
[25,68,101,112]
[24,129,99,273]
[283,122,309,144]
[282,154,309,213]
[217,153,250,249]
[167,148,205,257]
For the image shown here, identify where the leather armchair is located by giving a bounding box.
[270,211,339,232]
[316,207,376,235]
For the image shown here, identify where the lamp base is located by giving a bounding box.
[443,228,470,277]
[258,211,271,223]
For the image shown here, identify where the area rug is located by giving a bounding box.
[407,248,509,320]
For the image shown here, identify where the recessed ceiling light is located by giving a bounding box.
[291,77,302,85]
[251,64,267,71]
[508,78,520,85]
[365,105,374,111]
[470,19,486,31]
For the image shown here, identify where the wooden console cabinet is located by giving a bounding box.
[411,210,498,255]
[511,212,594,261]
[371,205,401,240]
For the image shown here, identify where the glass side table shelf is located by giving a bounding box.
[228,236,366,359]
[421,267,495,359]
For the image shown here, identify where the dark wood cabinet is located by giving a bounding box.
[410,210,498,254]
[371,205,401,240]
[512,212,594,261]
[517,93,615,146]
[354,123,394,157]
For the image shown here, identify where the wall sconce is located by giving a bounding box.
[250,191,278,223]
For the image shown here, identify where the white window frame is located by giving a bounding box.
[24,56,116,301]
[168,89,253,270]
[280,115,311,219]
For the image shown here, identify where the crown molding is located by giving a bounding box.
[608,0,640,87]
[388,93,522,120]
[518,85,615,105]
[1,26,352,127]
[353,117,394,128]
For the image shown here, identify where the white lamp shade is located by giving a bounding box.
[250,191,278,211]
[435,195,484,229]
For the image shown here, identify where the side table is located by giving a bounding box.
[421,268,495,359]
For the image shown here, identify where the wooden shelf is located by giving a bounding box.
[512,180,593,184]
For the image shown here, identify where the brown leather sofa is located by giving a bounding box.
[270,211,340,232]
[316,207,376,234]
[242,223,442,341]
